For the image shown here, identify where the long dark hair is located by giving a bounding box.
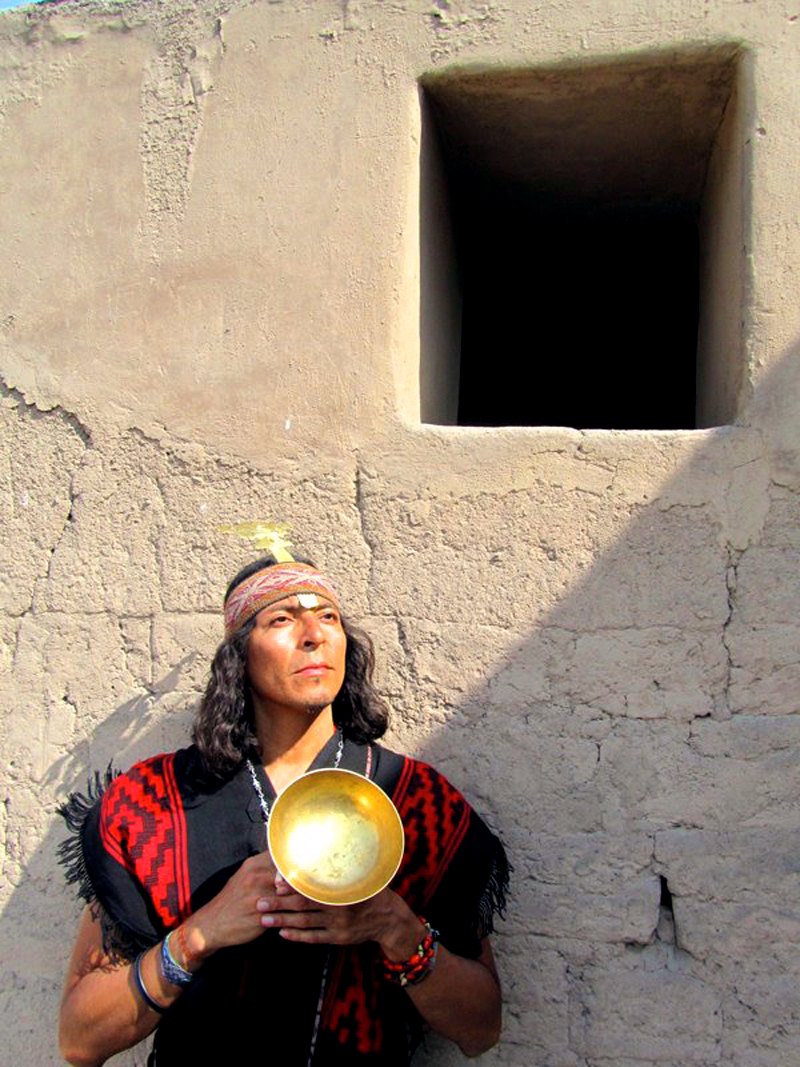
[193,556,390,778]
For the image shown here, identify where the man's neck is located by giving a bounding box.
[255,705,336,795]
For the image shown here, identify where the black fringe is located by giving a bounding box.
[57,764,117,904]
[57,765,155,962]
[476,835,512,939]
[96,906,155,963]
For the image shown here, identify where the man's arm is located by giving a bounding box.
[59,853,280,1067]
[377,897,501,1057]
[261,881,501,1057]
[59,908,163,1067]
[408,938,500,1056]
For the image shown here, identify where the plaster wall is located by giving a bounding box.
[1,1,800,1065]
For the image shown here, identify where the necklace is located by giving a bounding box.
[246,726,345,821]
[245,725,361,1067]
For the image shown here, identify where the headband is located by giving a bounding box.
[224,562,340,637]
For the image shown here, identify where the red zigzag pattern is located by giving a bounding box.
[321,759,471,1052]
[100,754,189,928]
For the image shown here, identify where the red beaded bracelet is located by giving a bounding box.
[381,918,440,987]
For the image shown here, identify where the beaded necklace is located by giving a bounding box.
[245,728,373,1067]
[246,727,345,821]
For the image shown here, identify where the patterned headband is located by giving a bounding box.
[224,562,340,637]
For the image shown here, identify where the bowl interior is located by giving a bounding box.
[268,768,405,906]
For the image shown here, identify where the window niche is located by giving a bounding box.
[419,47,745,430]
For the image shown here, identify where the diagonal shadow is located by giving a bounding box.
[368,336,800,1067]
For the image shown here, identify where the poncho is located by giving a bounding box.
[60,734,509,1066]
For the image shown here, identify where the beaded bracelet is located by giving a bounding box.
[160,931,195,988]
[381,918,440,987]
[134,951,168,1014]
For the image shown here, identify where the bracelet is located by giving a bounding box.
[381,918,440,987]
[134,951,168,1014]
[160,931,195,987]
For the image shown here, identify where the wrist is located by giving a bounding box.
[176,915,215,968]
[380,917,440,987]
[378,904,428,963]
[135,949,170,1013]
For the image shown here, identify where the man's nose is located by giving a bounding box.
[300,615,324,645]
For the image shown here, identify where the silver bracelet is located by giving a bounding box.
[134,951,168,1013]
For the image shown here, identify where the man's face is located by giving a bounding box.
[246,594,347,718]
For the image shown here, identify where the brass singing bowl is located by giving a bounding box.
[268,768,405,906]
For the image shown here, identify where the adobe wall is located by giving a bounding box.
[2,1,800,1064]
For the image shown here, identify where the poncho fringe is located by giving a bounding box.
[477,834,511,939]
[58,766,156,961]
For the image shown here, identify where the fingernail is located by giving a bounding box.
[261,915,276,927]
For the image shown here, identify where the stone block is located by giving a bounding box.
[734,547,800,626]
[0,401,86,615]
[358,614,408,700]
[568,960,722,1061]
[598,719,800,831]
[563,627,726,720]
[37,449,164,615]
[727,622,800,715]
[505,831,659,943]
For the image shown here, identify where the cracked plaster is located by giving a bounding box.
[2,0,800,1065]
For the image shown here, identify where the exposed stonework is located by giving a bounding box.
[2,0,800,1064]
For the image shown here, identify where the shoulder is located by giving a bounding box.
[103,745,204,790]
[379,751,511,948]
[59,748,187,841]
[98,746,206,830]
[101,749,179,804]
[59,748,197,953]
[376,747,470,813]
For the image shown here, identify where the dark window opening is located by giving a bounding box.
[419,48,744,430]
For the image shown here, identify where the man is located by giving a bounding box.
[59,554,509,1066]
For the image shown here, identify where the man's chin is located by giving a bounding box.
[304,704,328,717]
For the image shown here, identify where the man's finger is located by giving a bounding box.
[261,909,327,930]
[278,928,337,944]
[256,892,315,913]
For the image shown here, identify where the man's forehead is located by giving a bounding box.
[261,592,335,611]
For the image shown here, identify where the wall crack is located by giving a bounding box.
[354,458,378,600]
[1,377,93,447]
[720,545,742,717]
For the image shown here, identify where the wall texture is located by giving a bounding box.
[2,1,800,1064]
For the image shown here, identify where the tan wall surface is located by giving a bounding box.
[2,1,800,1064]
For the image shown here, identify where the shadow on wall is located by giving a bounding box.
[3,339,800,1066]
[1,654,200,1066]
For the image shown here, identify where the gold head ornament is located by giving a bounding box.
[217,521,295,562]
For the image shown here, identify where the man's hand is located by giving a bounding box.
[181,851,280,962]
[256,877,421,957]
[257,874,502,1057]
[61,852,282,1067]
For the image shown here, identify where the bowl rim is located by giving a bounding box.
[267,766,405,906]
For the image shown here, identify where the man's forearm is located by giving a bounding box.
[60,928,166,1067]
[376,902,501,1056]
[404,938,502,1056]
